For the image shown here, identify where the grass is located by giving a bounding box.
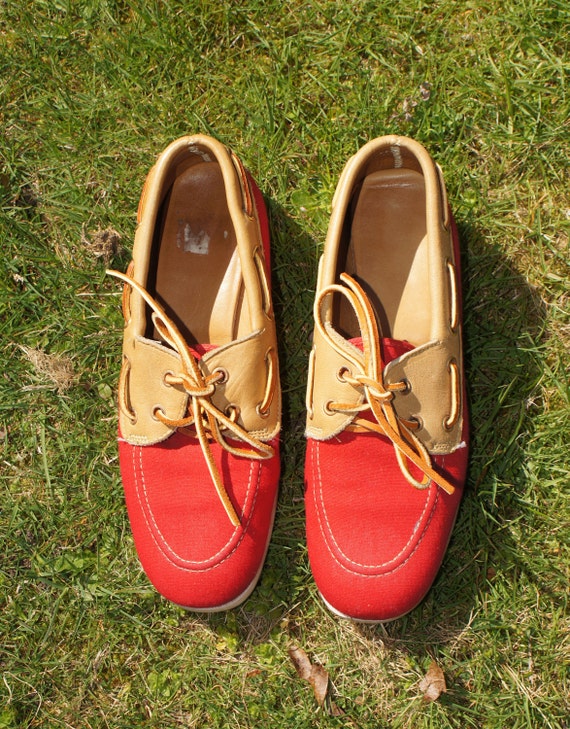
[1,0,568,727]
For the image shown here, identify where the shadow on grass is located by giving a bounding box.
[349,217,548,675]
[194,198,320,643]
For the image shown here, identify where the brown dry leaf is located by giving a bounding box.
[21,346,76,393]
[419,81,432,101]
[330,701,345,717]
[288,645,329,706]
[83,227,122,264]
[419,661,447,703]
[310,663,329,707]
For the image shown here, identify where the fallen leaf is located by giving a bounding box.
[310,663,329,706]
[289,645,329,706]
[419,661,447,703]
[289,645,312,681]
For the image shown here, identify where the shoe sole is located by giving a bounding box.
[319,592,410,624]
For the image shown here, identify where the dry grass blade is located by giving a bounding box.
[20,346,76,393]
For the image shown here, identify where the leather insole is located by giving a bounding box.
[338,168,431,346]
[150,161,245,346]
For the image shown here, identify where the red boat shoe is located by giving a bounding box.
[108,135,281,611]
[304,136,468,622]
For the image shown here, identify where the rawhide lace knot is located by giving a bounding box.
[314,273,455,495]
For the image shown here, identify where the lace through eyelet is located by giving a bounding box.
[212,367,229,385]
[323,400,336,416]
[446,260,459,332]
[255,403,270,419]
[225,404,240,422]
[162,371,175,387]
[408,415,423,430]
[393,378,411,394]
[337,366,352,383]
[444,358,460,430]
[253,248,273,316]
[255,347,277,418]
[119,356,137,424]
[152,405,165,422]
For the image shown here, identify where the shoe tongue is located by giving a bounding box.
[189,343,217,360]
[193,339,414,364]
[349,336,414,364]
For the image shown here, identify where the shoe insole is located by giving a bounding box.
[338,168,431,347]
[151,161,246,347]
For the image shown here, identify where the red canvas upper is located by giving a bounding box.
[305,337,468,621]
[119,431,279,608]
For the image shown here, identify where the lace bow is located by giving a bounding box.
[314,273,456,495]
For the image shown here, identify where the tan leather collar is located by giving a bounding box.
[114,135,281,448]
[306,136,464,467]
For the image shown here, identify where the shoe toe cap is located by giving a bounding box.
[305,436,465,622]
[119,433,279,610]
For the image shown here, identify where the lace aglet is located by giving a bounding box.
[436,478,455,496]
[225,502,241,528]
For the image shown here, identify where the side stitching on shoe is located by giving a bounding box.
[312,442,440,576]
[132,446,261,572]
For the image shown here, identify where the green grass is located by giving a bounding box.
[1,1,568,727]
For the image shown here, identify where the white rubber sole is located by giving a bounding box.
[319,592,412,624]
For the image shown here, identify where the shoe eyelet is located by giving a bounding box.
[212,367,229,384]
[409,415,423,430]
[162,370,174,387]
[323,400,335,416]
[152,406,164,422]
[226,404,241,420]
[401,378,411,395]
[336,366,352,383]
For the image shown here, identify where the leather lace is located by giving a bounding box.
[108,269,276,527]
[314,273,456,495]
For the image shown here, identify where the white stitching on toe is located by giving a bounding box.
[132,444,261,573]
[311,441,440,577]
